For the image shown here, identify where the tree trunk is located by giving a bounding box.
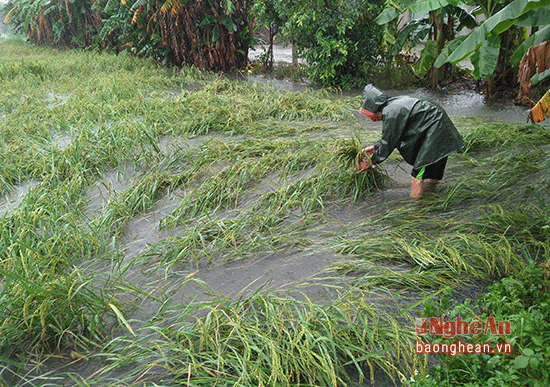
[429,11,446,89]
[266,24,275,69]
[487,28,520,96]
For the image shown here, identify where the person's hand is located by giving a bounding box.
[362,145,376,156]
[356,145,375,172]
[357,156,372,173]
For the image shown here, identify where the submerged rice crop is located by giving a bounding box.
[102,285,423,386]
[1,38,550,386]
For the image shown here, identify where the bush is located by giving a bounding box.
[277,0,386,90]
[411,262,550,387]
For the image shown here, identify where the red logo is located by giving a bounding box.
[415,318,428,335]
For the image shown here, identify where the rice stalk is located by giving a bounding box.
[462,121,550,151]
[105,283,425,387]
[6,38,550,386]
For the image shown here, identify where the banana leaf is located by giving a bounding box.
[409,0,461,13]
[528,89,550,123]
[375,0,416,25]
[531,67,550,86]
[512,24,550,64]
[439,0,550,66]
[470,34,500,79]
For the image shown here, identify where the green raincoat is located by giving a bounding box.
[361,84,465,169]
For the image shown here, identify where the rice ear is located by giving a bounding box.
[332,134,365,169]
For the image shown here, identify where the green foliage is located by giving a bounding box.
[252,0,285,31]
[3,0,253,69]
[442,0,550,65]
[329,135,389,200]
[276,0,386,89]
[94,0,153,56]
[461,121,550,151]
[434,0,550,88]
[249,0,293,70]
[416,40,439,77]
[3,0,104,48]
[376,0,550,93]
[0,180,117,356]
[411,262,550,387]
[375,0,477,88]
[0,59,50,81]
[96,0,255,70]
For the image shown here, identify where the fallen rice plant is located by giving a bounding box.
[2,38,550,386]
[98,282,426,387]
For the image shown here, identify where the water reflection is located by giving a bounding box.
[236,72,539,126]
[408,88,534,125]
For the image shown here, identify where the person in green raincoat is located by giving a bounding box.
[357,84,465,199]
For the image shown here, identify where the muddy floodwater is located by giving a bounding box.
[1,42,548,386]
[1,88,539,385]
[246,44,536,125]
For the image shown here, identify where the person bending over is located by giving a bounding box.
[357,84,465,199]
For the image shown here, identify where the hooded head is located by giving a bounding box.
[359,84,388,121]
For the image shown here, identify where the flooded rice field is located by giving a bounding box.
[1,39,550,386]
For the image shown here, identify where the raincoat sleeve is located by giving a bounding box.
[370,104,411,165]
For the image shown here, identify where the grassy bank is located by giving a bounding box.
[1,37,549,386]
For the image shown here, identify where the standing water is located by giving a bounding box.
[1,41,549,387]
[245,44,539,125]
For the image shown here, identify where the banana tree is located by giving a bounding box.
[517,40,550,105]
[154,0,254,70]
[375,0,477,89]
[3,0,103,48]
[434,0,550,95]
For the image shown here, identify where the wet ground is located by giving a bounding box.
[248,44,305,64]
[1,48,547,385]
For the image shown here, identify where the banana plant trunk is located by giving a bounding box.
[429,11,451,90]
[486,29,518,96]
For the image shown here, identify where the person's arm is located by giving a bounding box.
[370,104,409,165]
[357,101,411,172]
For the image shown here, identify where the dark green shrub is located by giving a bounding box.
[277,0,386,90]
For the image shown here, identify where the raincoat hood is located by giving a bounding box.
[361,84,388,113]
